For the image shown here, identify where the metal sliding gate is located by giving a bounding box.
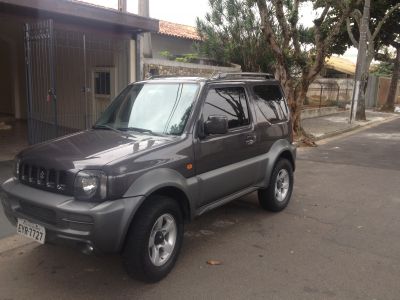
[24,20,57,144]
[24,19,130,144]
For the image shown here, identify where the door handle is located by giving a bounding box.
[245,134,256,145]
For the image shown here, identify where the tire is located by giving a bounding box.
[258,158,293,212]
[122,195,184,283]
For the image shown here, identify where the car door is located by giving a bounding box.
[194,84,259,208]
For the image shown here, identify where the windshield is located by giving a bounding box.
[94,83,199,136]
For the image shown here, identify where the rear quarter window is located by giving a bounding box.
[253,85,288,124]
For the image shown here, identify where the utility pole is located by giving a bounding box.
[350,0,370,123]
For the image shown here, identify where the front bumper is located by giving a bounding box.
[1,178,143,253]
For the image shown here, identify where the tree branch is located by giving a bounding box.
[366,27,372,41]
[314,4,330,27]
[308,4,332,81]
[352,9,362,26]
[289,0,302,64]
[371,3,400,42]
[346,18,359,48]
[272,0,291,48]
[308,1,359,82]
[256,0,286,68]
[323,2,357,54]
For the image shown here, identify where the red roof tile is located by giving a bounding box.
[158,20,201,41]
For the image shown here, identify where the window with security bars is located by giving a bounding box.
[94,71,111,95]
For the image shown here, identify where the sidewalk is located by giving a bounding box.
[302,110,399,140]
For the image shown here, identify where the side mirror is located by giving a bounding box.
[204,115,228,135]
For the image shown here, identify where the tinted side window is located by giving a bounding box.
[253,85,288,123]
[203,87,250,129]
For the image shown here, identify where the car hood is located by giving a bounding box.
[18,129,177,171]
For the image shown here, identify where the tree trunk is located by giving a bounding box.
[352,0,370,122]
[281,78,301,135]
[356,74,367,120]
[356,93,367,120]
[382,47,400,112]
[294,81,309,135]
[284,79,309,136]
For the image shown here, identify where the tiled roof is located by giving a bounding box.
[158,20,201,41]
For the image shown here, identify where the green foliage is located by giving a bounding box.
[159,51,199,63]
[371,61,394,77]
[159,51,174,60]
[196,0,274,72]
[197,0,361,133]
[175,53,199,63]
[196,0,357,74]
[347,0,400,54]
[375,0,400,51]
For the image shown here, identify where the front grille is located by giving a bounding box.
[18,201,57,225]
[19,163,71,195]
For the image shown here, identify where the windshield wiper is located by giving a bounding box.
[118,127,165,136]
[93,124,123,134]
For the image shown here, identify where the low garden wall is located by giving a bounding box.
[143,58,241,78]
[301,106,341,120]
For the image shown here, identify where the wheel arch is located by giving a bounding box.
[261,139,296,188]
[120,185,191,253]
[277,149,295,171]
[119,168,196,251]
[149,186,191,223]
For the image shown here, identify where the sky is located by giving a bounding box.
[81,0,209,25]
[81,0,358,62]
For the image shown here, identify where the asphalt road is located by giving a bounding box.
[0,118,400,299]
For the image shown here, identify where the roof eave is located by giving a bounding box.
[156,32,201,41]
[0,0,159,33]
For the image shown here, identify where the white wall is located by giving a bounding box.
[151,34,196,59]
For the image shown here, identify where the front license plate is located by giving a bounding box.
[17,218,46,244]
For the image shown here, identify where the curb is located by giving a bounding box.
[313,124,361,141]
[311,114,400,142]
[0,234,34,254]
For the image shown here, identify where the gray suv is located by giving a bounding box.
[1,73,296,282]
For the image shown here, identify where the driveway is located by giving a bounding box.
[0,160,16,238]
[0,118,400,299]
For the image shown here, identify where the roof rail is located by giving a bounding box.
[210,72,275,80]
[146,75,180,79]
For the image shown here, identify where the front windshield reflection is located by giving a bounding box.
[95,83,199,136]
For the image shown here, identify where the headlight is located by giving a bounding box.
[74,170,107,201]
[14,158,21,179]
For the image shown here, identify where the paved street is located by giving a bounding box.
[0,118,400,299]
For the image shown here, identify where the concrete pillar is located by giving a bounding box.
[129,38,137,83]
[138,0,152,59]
[118,0,127,12]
